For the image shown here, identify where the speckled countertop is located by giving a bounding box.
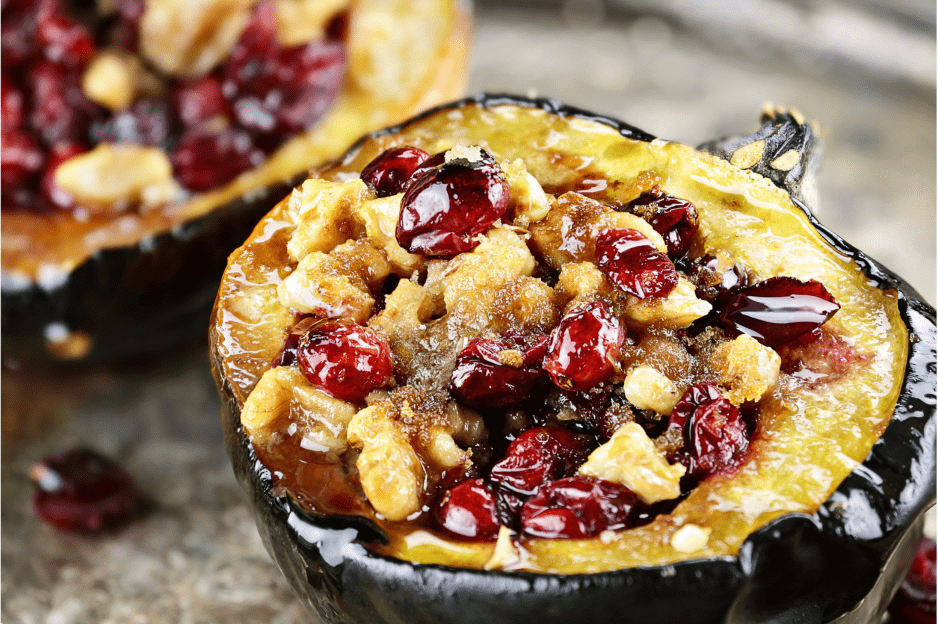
[2,3,934,623]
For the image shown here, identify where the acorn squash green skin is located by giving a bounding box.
[1,177,299,365]
[213,94,936,624]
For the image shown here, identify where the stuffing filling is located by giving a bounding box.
[238,142,853,543]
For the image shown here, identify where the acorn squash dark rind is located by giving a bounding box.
[2,176,300,364]
[213,94,936,624]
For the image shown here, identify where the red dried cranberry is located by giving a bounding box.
[96,98,175,147]
[1,74,25,131]
[520,476,638,538]
[40,141,86,209]
[1,128,45,187]
[361,146,431,197]
[295,320,393,403]
[30,448,145,532]
[1,5,41,69]
[225,2,345,136]
[450,332,548,411]
[628,189,700,258]
[720,276,840,347]
[396,149,509,257]
[489,426,593,496]
[38,14,96,66]
[433,478,501,540]
[170,125,258,192]
[889,536,936,624]
[173,74,230,127]
[668,382,748,477]
[595,228,678,299]
[403,151,446,191]
[545,301,624,392]
[28,60,98,145]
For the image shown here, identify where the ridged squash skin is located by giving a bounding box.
[211,95,936,624]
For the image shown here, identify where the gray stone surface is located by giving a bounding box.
[2,3,934,623]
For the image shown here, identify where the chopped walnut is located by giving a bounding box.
[352,194,426,276]
[529,192,666,269]
[443,227,535,330]
[445,401,488,447]
[708,334,781,405]
[277,240,390,322]
[624,278,711,329]
[287,178,373,261]
[273,0,349,46]
[139,0,254,78]
[347,388,470,520]
[670,524,711,553]
[621,366,681,416]
[240,367,357,451]
[369,279,434,336]
[81,51,138,111]
[54,144,176,212]
[490,276,559,334]
[555,261,612,310]
[501,158,551,225]
[347,404,425,521]
[578,422,685,505]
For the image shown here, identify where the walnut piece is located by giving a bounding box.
[578,422,685,504]
[81,51,138,111]
[139,0,254,78]
[708,334,781,405]
[443,227,535,331]
[624,278,711,329]
[240,367,357,451]
[621,366,681,416]
[54,144,177,212]
[288,178,373,261]
[278,240,389,322]
[501,158,551,226]
[352,194,426,276]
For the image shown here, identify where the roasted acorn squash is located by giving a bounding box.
[1,0,469,363]
[211,95,936,624]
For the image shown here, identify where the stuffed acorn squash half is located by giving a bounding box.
[211,95,936,624]
[1,0,469,363]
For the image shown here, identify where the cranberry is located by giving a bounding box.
[1,5,40,69]
[173,74,230,128]
[450,332,548,411]
[40,141,86,209]
[889,536,936,624]
[28,60,97,145]
[628,189,700,258]
[720,276,840,347]
[396,149,509,257]
[170,125,258,192]
[433,478,501,540]
[38,14,96,66]
[668,382,748,477]
[489,426,593,496]
[520,476,638,538]
[1,128,45,187]
[1,74,25,132]
[30,448,145,532]
[96,98,175,147]
[225,2,345,136]
[403,151,446,191]
[595,228,678,299]
[545,301,625,392]
[295,320,393,403]
[361,146,431,197]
